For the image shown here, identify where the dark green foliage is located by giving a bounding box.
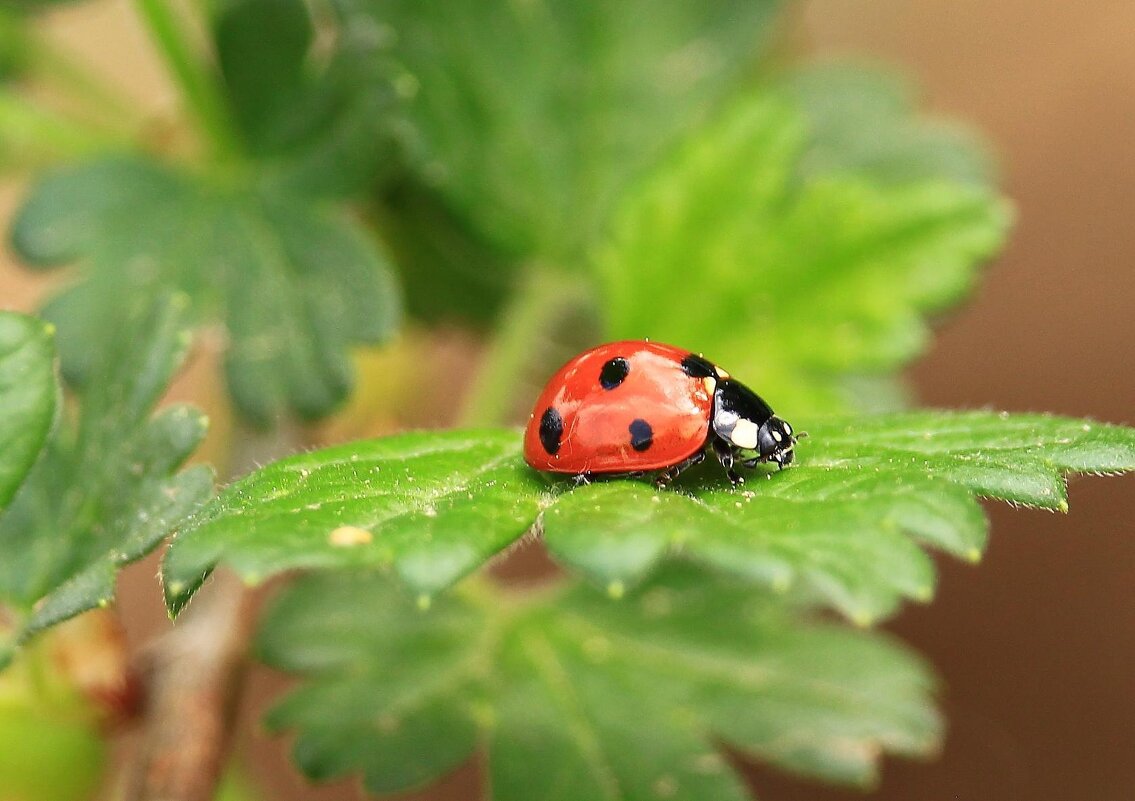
[11,156,400,425]
[214,0,401,197]
[0,296,211,660]
[0,312,56,513]
[258,566,939,798]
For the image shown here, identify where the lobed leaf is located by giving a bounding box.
[0,311,56,513]
[781,63,995,187]
[10,156,401,425]
[162,430,546,615]
[0,295,212,656]
[258,566,940,798]
[351,0,784,258]
[162,412,1135,623]
[596,90,1012,417]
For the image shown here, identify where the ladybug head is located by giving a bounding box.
[757,416,797,467]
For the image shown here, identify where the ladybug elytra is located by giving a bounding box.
[523,340,799,487]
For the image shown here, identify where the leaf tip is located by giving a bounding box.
[606,580,626,600]
[965,547,982,564]
[851,609,876,628]
[1057,499,1069,514]
[416,593,432,611]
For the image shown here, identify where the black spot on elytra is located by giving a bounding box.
[539,407,563,455]
[680,353,717,379]
[599,357,630,390]
[629,418,653,452]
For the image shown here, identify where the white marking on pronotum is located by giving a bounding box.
[771,430,783,443]
[730,419,759,449]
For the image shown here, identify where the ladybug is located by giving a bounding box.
[523,340,799,487]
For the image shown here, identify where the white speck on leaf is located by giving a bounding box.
[328,526,372,547]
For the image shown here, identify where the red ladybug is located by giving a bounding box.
[523,340,798,486]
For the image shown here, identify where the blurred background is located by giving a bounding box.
[1,1,1132,800]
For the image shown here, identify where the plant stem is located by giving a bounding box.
[123,421,301,801]
[133,0,240,161]
[123,570,250,801]
[458,268,593,427]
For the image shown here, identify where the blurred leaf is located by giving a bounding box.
[214,0,400,197]
[0,11,32,81]
[10,155,401,425]
[259,566,939,797]
[163,413,1135,623]
[0,295,212,654]
[598,92,1012,416]
[348,0,784,257]
[374,177,519,326]
[214,0,313,149]
[782,63,995,187]
[0,312,56,513]
[1,1,88,10]
[0,700,106,801]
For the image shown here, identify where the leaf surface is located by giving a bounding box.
[0,296,212,655]
[0,311,56,513]
[782,63,995,187]
[354,0,784,257]
[258,566,939,798]
[213,0,400,196]
[597,90,1012,416]
[10,156,401,424]
[162,430,545,614]
[163,413,1135,622]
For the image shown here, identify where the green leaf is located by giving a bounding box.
[0,295,212,651]
[213,0,400,197]
[781,63,995,187]
[597,91,1013,416]
[0,312,56,513]
[375,178,520,326]
[162,413,1135,623]
[354,0,784,258]
[10,156,401,424]
[1,1,87,10]
[214,0,313,151]
[258,566,939,797]
[162,430,545,615]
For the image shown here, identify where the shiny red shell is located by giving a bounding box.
[523,341,717,474]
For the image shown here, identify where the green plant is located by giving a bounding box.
[0,1,1131,800]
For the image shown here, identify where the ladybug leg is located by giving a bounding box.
[572,471,592,487]
[712,438,744,486]
[653,451,705,489]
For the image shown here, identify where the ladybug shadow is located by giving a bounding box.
[534,454,787,496]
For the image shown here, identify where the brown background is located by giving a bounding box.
[2,1,1133,800]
